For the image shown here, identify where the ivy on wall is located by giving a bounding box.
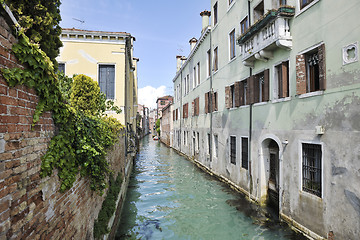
[1,29,123,194]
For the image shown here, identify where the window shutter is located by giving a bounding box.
[247,76,255,104]
[99,66,107,96]
[234,82,241,107]
[281,61,289,98]
[254,75,260,103]
[263,69,270,101]
[239,81,244,106]
[205,92,209,114]
[296,54,307,95]
[196,97,200,115]
[318,43,326,90]
[211,92,215,112]
[225,86,231,109]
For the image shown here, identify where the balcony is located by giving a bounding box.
[237,7,295,67]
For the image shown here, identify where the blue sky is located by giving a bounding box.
[60,0,210,108]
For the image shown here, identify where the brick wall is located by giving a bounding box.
[0,11,127,240]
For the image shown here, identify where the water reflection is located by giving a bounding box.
[116,136,306,240]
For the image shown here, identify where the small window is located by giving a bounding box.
[240,17,248,35]
[241,137,249,169]
[207,133,211,155]
[207,50,211,77]
[99,65,115,99]
[230,85,235,108]
[254,1,264,22]
[197,62,201,85]
[229,0,234,5]
[302,143,322,197]
[230,136,236,164]
[58,63,65,73]
[213,134,218,158]
[213,2,218,26]
[229,29,236,60]
[197,132,200,152]
[193,66,197,88]
[214,47,219,72]
[160,100,165,105]
[300,0,314,9]
[280,0,287,6]
[296,44,326,94]
[213,92,218,111]
[275,61,289,99]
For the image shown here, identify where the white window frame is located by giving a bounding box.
[296,0,321,17]
[229,28,236,61]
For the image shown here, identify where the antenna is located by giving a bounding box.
[72,18,85,24]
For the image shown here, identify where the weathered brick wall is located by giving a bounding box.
[0,11,126,240]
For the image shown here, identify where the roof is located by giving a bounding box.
[156,95,173,103]
[61,28,135,41]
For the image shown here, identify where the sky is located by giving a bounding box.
[60,0,210,109]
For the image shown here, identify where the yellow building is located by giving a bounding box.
[57,28,138,134]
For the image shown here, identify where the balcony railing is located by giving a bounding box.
[237,7,295,67]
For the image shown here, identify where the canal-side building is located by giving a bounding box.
[57,28,139,134]
[172,0,360,239]
[156,95,173,119]
[137,104,150,138]
[160,103,173,147]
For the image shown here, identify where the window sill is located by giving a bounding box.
[227,1,236,13]
[298,90,324,99]
[228,56,237,64]
[295,0,321,18]
[272,96,291,104]
[299,189,322,200]
[253,101,268,107]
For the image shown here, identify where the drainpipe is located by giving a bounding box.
[179,71,183,153]
[248,68,253,200]
[209,28,213,164]
[125,38,129,157]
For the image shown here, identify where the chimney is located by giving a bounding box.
[189,37,198,51]
[200,10,211,33]
[176,55,182,72]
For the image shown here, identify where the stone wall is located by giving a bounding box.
[0,9,129,240]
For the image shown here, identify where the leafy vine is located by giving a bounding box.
[2,29,122,194]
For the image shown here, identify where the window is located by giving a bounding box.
[230,136,236,164]
[241,137,248,169]
[240,17,248,35]
[300,0,314,9]
[205,91,217,113]
[253,69,269,103]
[207,49,211,77]
[197,62,201,85]
[207,133,211,155]
[280,0,287,6]
[296,44,326,95]
[214,47,218,72]
[184,131,186,145]
[99,65,115,99]
[187,74,190,93]
[231,85,235,107]
[302,143,322,197]
[192,97,199,116]
[183,103,189,118]
[213,2,218,26]
[193,66,197,88]
[229,29,236,60]
[58,63,65,73]
[275,61,289,99]
[160,100,165,105]
[229,0,234,5]
[197,132,200,152]
[254,1,264,22]
[213,134,218,158]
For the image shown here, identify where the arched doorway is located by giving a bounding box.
[267,140,279,211]
[259,137,282,212]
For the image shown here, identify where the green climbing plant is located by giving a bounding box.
[1,26,123,194]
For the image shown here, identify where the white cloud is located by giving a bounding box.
[138,85,167,109]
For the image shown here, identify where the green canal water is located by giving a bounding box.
[116,136,306,240]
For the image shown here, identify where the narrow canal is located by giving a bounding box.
[116,136,306,240]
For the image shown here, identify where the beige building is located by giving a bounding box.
[57,28,138,134]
